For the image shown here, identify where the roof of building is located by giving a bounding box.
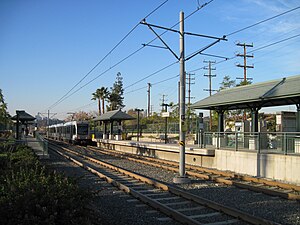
[93,109,135,122]
[192,74,300,110]
[11,110,36,122]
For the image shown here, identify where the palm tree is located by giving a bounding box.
[92,87,109,116]
[100,87,109,114]
[92,89,102,116]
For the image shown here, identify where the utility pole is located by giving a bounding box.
[203,60,217,131]
[160,94,167,112]
[236,42,254,121]
[39,111,56,137]
[147,83,152,117]
[140,10,227,184]
[186,73,195,107]
[236,42,254,82]
[186,73,195,133]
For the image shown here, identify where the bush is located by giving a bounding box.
[0,146,94,225]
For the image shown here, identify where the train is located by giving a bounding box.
[48,121,91,145]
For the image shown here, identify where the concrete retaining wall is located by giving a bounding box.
[215,149,300,184]
[96,140,300,185]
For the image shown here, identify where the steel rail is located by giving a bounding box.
[86,145,300,200]
[49,141,279,225]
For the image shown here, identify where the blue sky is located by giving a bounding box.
[1,0,300,119]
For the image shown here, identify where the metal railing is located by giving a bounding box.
[197,131,300,155]
[35,132,49,157]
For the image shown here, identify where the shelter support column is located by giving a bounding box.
[110,121,114,140]
[249,107,260,151]
[251,107,260,133]
[116,121,122,140]
[16,112,20,140]
[295,104,300,154]
[215,109,225,149]
[296,104,300,132]
[103,122,108,139]
[216,109,225,133]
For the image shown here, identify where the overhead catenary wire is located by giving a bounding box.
[48,2,300,117]
[45,0,169,111]
[190,32,300,73]
[48,0,214,110]
[59,30,299,116]
[226,5,300,37]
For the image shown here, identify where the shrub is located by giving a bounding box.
[0,146,94,225]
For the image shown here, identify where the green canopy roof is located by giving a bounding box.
[93,109,135,122]
[192,75,300,110]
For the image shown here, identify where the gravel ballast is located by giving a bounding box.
[78,146,300,225]
[43,148,181,225]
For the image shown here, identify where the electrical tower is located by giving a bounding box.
[203,60,217,131]
[147,83,152,117]
[236,42,254,82]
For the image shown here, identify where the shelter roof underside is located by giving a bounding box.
[192,75,300,110]
[93,109,134,122]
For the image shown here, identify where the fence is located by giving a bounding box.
[197,131,300,155]
[35,132,49,157]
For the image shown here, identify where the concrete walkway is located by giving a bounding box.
[23,136,49,159]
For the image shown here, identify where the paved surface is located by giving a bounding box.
[23,136,50,158]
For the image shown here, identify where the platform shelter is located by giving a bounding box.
[192,75,300,133]
[93,109,134,140]
[11,110,36,139]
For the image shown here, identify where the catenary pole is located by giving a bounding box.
[173,11,190,183]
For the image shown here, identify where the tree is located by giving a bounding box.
[219,75,235,90]
[108,72,124,110]
[65,111,95,122]
[91,89,102,116]
[0,89,11,130]
[92,87,109,116]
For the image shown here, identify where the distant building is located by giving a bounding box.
[276,111,296,132]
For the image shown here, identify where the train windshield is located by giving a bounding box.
[77,124,88,135]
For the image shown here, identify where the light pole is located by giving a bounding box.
[135,108,144,142]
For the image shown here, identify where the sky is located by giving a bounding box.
[1,0,300,119]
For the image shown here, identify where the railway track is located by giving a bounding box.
[80,145,300,200]
[49,141,278,225]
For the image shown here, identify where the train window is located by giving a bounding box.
[77,124,88,135]
[72,125,76,135]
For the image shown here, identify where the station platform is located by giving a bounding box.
[94,138,215,156]
[23,136,49,159]
[93,138,300,185]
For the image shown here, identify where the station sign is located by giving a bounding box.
[161,112,170,117]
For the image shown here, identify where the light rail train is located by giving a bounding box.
[48,121,91,145]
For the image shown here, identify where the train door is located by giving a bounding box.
[71,125,76,144]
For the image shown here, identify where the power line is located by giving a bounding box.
[226,5,300,37]
[190,33,300,73]
[249,33,300,53]
[45,0,210,111]
[124,74,179,95]
[45,0,169,111]
[124,61,178,90]
[53,33,300,117]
